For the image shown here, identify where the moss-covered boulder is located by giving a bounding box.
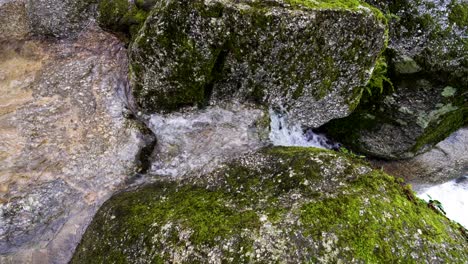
[72,147,468,263]
[26,0,97,38]
[324,0,468,159]
[130,0,387,128]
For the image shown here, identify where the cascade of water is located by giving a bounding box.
[416,176,468,229]
[269,108,339,149]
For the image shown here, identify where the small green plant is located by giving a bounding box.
[365,56,394,96]
[339,147,366,159]
[427,195,446,215]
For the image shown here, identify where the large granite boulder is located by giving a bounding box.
[0,27,153,263]
[324,0,468,159]
[25,0,97,38]
[130,0,387,128]
[72,147,468,263]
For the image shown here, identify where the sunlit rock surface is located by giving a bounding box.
[130,0,387,128]
[0,27,151,263]
[72,147,468,263]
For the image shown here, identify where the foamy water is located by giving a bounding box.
[417,176,468,229]
[269,109,339,149]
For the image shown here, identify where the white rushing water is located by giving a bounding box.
[269,109,339,149]
[417,176,468,229]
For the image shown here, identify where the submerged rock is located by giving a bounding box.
[325,0,468,159]
[0,27,152,263]
[72,147,468,263]
[130,0,387,128]
[25,0,97,38]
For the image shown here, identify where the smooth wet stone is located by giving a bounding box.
[0,27,152,263]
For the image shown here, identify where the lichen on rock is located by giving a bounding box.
[129,0,387,128]
[72,147,468,263]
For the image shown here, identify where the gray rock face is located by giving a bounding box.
[372,127,468,186]
[0,27,151,263]
[130,0,387,128]
[25,0,97,38]
[148,103,269,178]
[0,0,30,41]
[325,0,467,159]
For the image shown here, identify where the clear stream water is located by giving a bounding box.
[268,109,468,229]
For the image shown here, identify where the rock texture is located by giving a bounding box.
[324,0,468,159]
[0,27,152,263]
[72,147,468,263]
[0,0,30,41]
[25,0,97,38]
[130,0,387,128]
[148,103,269,178]
[372,127,468,186]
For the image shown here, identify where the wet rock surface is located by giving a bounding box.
[0,27,151,262]
[325,0,468,159]
[72,147,468,263]
[130,0,387,128]
[372,127,468,186]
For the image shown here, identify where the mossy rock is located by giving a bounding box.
[130,0,387,128]
[97,0,154,39]
[324,0,468,159]
[72,147,468,263]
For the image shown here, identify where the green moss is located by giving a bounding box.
[449,2,468,27]
[98,0,149,39]
[73,147,468,262]
[412,106,467,153]
[365,55,393,95]
[72,183,260,263]
[300,171,463,262]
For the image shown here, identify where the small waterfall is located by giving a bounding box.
[416,176,468,229]
[269,109,339,149]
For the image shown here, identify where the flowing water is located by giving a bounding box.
[269,109,339,149]
[416,176,468,229]
[269,109,468,229]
